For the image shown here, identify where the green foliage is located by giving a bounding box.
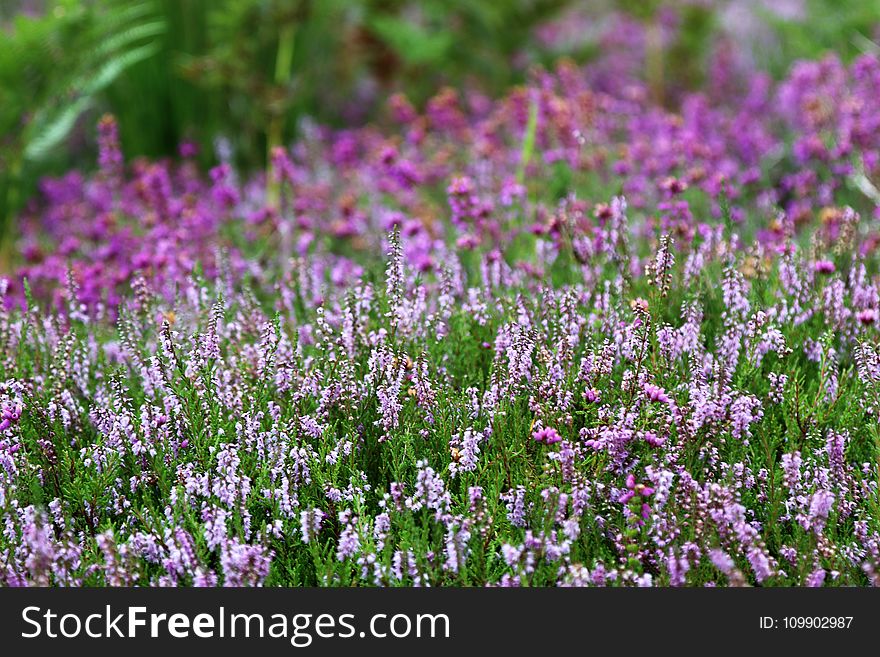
[5,224,880,585]
[3,0,880,248]
[368,14,453,68]
[665,3,716,92]
[759,0,880,77]
[0,0,581,224]
[0,0,166,246]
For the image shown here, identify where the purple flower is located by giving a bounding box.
[0,403,22,433]
[806,568,827,587]
[857,308,878,325]
[532,426,562,445]
[804,490,835,534]
[97,114,123,178]
[643,383,671,404]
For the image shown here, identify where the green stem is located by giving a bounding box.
[0,155,22,267]
[275,24,296,87]
[266,23,297,210]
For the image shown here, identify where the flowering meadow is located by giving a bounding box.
[5,18,880,587]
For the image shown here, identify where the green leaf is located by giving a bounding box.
[369,15,453,66]
[24,41,162,162]
[95,20,166,59]
[85,41,163,96]
[24,97,93,161]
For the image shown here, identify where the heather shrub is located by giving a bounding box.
[3,17,880,587]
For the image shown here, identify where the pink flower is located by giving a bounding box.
[857,308,878,325]
[643,431,665,447]
[532,427,562,445]
[643,383,671,404]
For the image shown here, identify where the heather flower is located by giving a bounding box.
[857,308,878,325]
[767,372,787,404]
[299,508,325,544]
[747,547,775,584]
[643,431,665,448]
[336,510,361,561]
[646,234,675,297]
[220,540,272,587]
[709,549,735,574]
[97,114,123,179]
[501,487,528,528]
[0,403,22,433]
[449,428,484,477]
[532,426,562,445]
[447,176,480,229]
[4,29,880,590]
[803,490,835,534]
[22,512,57,586]
[179,141,199,158]
[730,394,763,441]
[806,568,827,587]
[643,383,671,404]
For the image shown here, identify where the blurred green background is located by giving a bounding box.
[1,0,879,239]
